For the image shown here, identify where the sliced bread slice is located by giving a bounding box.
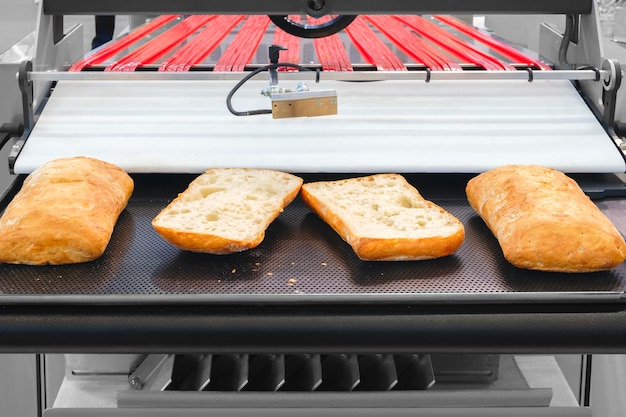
[301,174,465,261]
[152,168,303,254]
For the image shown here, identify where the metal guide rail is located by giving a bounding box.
[27,69,607,82]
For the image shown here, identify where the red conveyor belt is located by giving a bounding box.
[273,16,302,71]
[214,15,271,71]
[310,16,353,71]
[365,15,461,71]
[159,15,246,72]
[345,16,407,71]
[69,15,552,72]
[69,15,180,72]
[433,15,552,71]
[396,15,515,71]
[106,15,217,71]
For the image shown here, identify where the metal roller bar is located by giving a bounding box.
[3,304,626,353]
[43,0,592,15]
[27,69,607,82]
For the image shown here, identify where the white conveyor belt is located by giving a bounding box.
[14,78,626,174]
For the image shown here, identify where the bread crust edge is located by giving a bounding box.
[466,165,626,272]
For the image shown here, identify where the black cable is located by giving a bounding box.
[226,63,318,116]
[558,14,576,69]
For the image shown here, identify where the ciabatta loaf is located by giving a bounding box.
[300,174,465,261]
[152,168,303,254]
[0,156,134,265]
[466,164,626,272]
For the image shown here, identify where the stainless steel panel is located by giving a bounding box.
[44,408,592,417]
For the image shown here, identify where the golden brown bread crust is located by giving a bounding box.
[466,164,626,272]
[150,230,264,255]
[300,174,465,261]
[0,156,133,265]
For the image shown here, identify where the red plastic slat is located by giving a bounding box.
[396,15,514,71]
[69,15,180,72]
[345,16,406,71]
[159,15,245,72]
[272,16,301,71]
[214,15,271,71]
[106,15,215,72]
[434,15,552,71]
[365,15,460,71]
[310,16,352,72]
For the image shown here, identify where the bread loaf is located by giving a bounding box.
[300,174,465,261]
[466,164,626,272]
[0,156,134,265]
[152,168,303,254]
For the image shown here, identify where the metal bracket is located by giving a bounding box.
[8,60,35,174]
[128,354,216,391]
[265,45,287,96]
[128,354,175,391]
[52,15,64,44]
[260,45,338,118]
[601,58,623,131]
[18,60,34,134]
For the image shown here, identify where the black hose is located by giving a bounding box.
[558,14,576,69]
[226,63,318,116]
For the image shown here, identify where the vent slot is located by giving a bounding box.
[130,353,446,392]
